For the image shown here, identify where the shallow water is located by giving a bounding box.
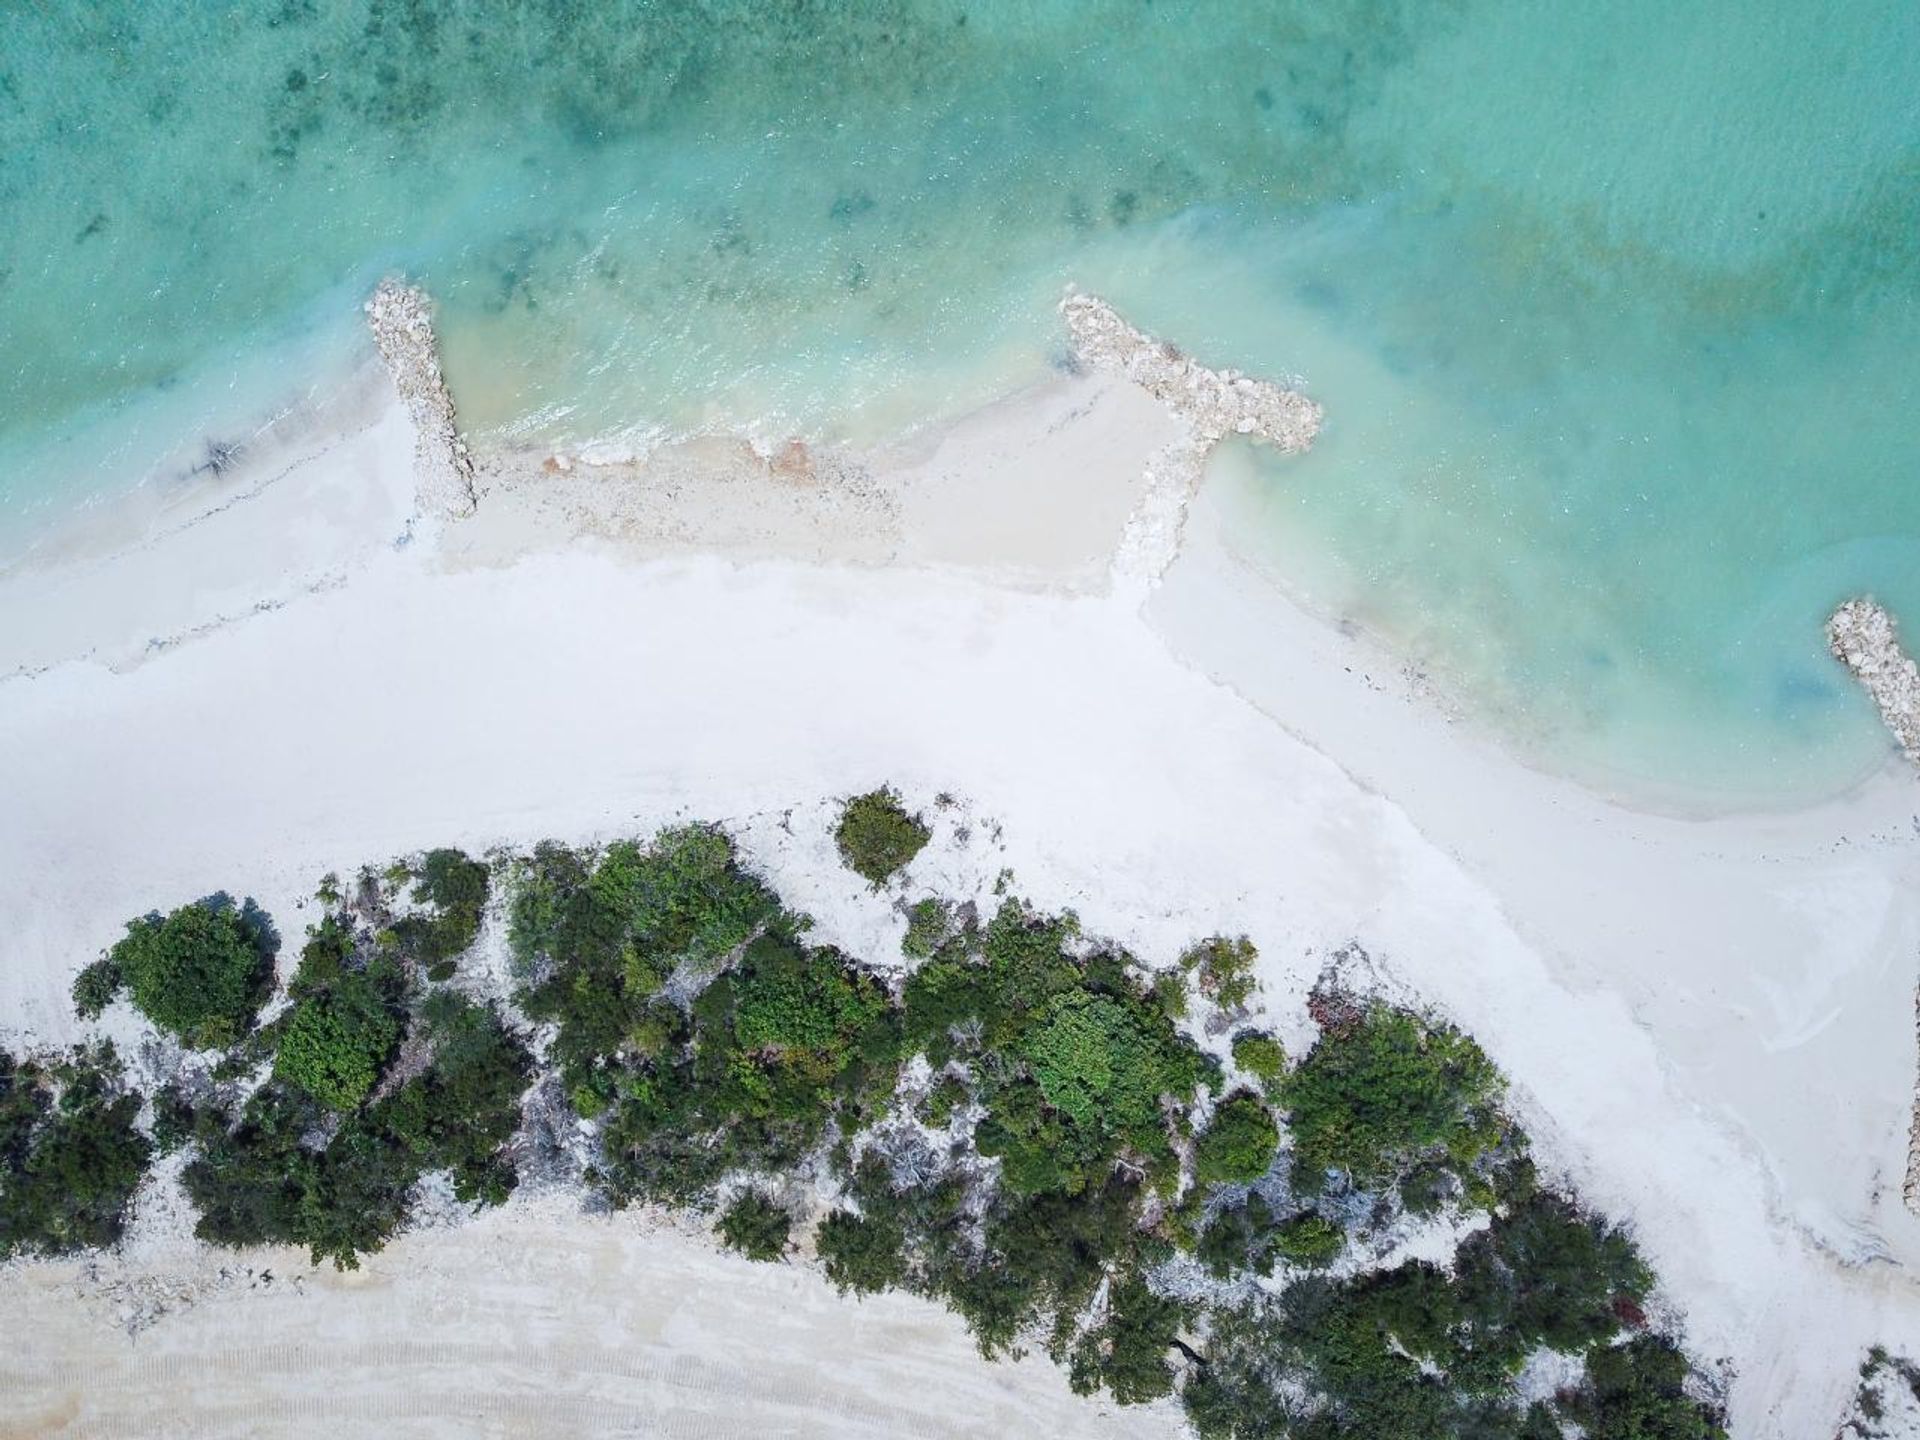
[2,0,1916,802]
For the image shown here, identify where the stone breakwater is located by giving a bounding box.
[1060,292,1322,587]
[1827,598,1920,763]
[364,279,476,521]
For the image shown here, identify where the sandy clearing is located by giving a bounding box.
[0,1199,1180,1440]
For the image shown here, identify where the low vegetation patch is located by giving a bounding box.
[835,788,930,885]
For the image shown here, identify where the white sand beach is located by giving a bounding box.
[2,298,1918,1438]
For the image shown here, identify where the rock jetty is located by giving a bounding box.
[1061,292,1321,587]
[364,279,477,521]
[1827,598,1920,762]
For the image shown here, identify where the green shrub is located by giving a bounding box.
[274,969,403,1110]
[1026,992,1175,1135]
[1197,1191,1285,1279]
[71,957,123,1019]
[835,788,930,885]
[1283,1002,1504,1191]
[375,993,531,1206]
[718,1189,791,1262]
[1232,1032,1287,1088]
[732,935,886,1059]
[921,1075,969,1128]
[293,913,355,991]
[1564,1336,1727,1440]
[397,848,489,962]
[1398,1158,1456,1216]
[1195,1092,1279,1185]
[79,823,1721,1439]
[107,895,276,1049]
[816,1207,907,1294]
[1273,1211,1345,1267]
[150,1083,198,1154]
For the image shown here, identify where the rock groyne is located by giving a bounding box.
[1827,598,1920,763]
[364,279,477,521]
[1060,292,1321,587]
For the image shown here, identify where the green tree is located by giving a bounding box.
[70,957,123,1019]
[396,848,490,963]
[1454,1191,1653,1362]
[835,788,930,885]
[1070,1273,1189,1404]
[107,895,276,1048]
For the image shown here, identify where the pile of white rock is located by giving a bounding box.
[1061,292,1322,453]
[364,278,477,521]
[1060,291,1322,587]
[1827,597,1920,763]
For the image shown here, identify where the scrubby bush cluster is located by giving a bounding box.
[58,850,530,1272]
[834,788,930,885]
[191,929,526,1266]
[0,1044,150,1258]
[1182,934,1260,1011]
[27,815,1723,1440]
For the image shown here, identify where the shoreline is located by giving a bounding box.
[0,284,1895,822]
[1,291,1918,1435]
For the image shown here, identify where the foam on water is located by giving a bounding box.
[2,0,1917,803]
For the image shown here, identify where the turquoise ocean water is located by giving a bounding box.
[3,1,1917,804]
